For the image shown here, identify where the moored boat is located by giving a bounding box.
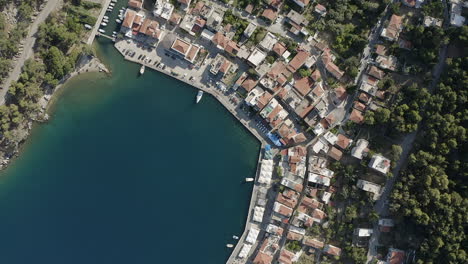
[226,244,234,248]
[139,65,145,75]
[233,235,239,240]
[98,29,105,33]
[245,178,254,182]
[196,90,203,104]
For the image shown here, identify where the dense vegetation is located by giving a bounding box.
[390,57,467,263]
[311,0,387,77]
[0,1,96,142]
[0,0,46,84]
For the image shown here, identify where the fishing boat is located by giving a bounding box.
[139,65,145,75]
[245,178,254,182]
[226,244,234,248]
[233,235,239,240]
[196,90,203,103]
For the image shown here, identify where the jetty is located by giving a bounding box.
[86,0,112,45]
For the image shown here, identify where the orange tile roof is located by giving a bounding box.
[241,78,258,92]
[262,8,278,22]
[293,133,306,143]
[375,44,387,56]
[257,92,273,110]
[310,69,321,81]
[334,85,347,101]
[172,38,191,55]
[311,84,324,97]
[336,134,351,149]
[191,1,205,15]
[328,146,343,161]
[359,92,370,103]
[368,66,384,79]
[287,50,309,72]
[245,4,254,14]
[312,208,326,220]
[350,109,364,124]
[293,75,313,97]
[279,249,295,264]
[276,193,298,208]
[385,15,403,40]
[253,252,273,264]
[268,0,283,8]
[304,238,324,249]
[325,245,342,256]
[273,42,287,56]
[169,12,182,24]
[122,10,136,28]
[128,0,143,9]
[186,45,200,62]
[302,196,321,209]
[139,18,160,38]
[354,101,366,111]
[287,231,303,241]
[219,59,231,73]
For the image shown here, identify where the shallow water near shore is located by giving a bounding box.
[0,38,259,264]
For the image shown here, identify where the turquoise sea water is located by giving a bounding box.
[0,39,260,263]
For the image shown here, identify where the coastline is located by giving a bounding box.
[112,39,276,264]
[0,55,109,171]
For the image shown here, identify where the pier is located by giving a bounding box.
[86,0,112,45]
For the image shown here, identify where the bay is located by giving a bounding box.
[0,38,259,264]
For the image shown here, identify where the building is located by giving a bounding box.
[261,8,278,24]
[206,9,224,31]
[247,48,268,67]
[177,0,191,11]
[328,146,343,161]
[381,14,403,41]
[386,248,406,264]
[351,139,369,159]
[369,154,391,174]
[322,50,344,80]
[210,54,232,76]
[336,134,352,149]
[315,4,327,16]
[323,244,341,257]
[285,10,309,35]
[357,179,382,200]
[287,50,310,72]
[423,16,443,27]
[291,0,309,9]
[450,1,466,27]
[168,12,182,25]
[128,0,144,9]
[273,201,293,217]
[304,237,324,249]
[259,32,279,52]
[170,38,200,63]
[244,22,257,38]
[273,42,287,57]
[376,55,397,71]
[153,0,172,19]
[138,18,163,44]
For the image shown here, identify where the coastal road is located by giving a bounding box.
[0,0,61,104]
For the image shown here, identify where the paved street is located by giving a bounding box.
[0,0,61,104]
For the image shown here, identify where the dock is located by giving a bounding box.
[87,0,112,45]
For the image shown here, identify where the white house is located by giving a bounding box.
[369,154,391,174]
[357,179,382,200]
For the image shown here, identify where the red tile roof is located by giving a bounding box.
[293,75,313,97]
[336,134,351,149]
[328,146,343,161]
[287,50,310,72]
[262,8,278,22]
[350,109,364,124]
[273,42,287,56]
[241,77,258,92]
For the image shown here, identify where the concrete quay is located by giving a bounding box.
[113,39,272,146]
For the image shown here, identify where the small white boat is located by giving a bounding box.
[226,244,234,248]
[233,235,239,240]
[101,22,107,26]
[196,90,203,103]
[103,16,109,19]
[116,19,121,23]
[109,3,115,7]
[98,29,105,33]
[245,178,254,182]
[139,65,145,75]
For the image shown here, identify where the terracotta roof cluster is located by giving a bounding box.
[383,14,403,40]
[139,18,162,39]
[267,62,292,86]
[322,51,344,79]
[212,32,240,55]
[278,249,295,264]
[256,91,273,110]
[276,191,298,208]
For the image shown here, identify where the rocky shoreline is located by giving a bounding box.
[0,55,109,171]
